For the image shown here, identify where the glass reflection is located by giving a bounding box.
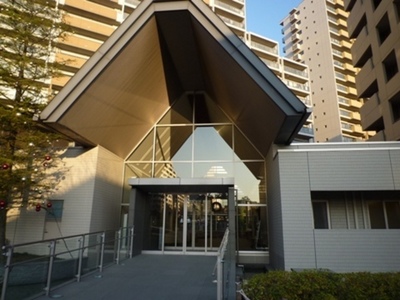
[124,92,268,252]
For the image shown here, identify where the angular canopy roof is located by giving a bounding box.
[39,0,309,159]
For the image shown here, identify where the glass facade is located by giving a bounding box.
[123,93,268,252]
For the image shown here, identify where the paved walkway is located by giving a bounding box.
[35,254,217,300]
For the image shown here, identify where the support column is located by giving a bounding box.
[227,187,237,299]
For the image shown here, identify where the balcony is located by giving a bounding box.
[341,121,354,131]
[64,15,115,38]
[214,1,244,16]
[123,0,141,7]
[352,26,370,67]
[356,58,376,98]
[292,43,301,52]
[260,58,280,70]
[284,65,308,78]
[291,33,300,42]
[299,126,314,136]
[360,93,382,130]
[290,23,299,32]
[338,97,363,110]
[347,0,365,37]
[334,60,345,68]
[62,33,103,54]
[250,41,278,55]
[63,0,118,21]
[56,52,87,70]
[283,79,310,93]
[219,16,245,29]
[341,39,352,50]
[298,96,312,107]
[336,8,348,18]
[293,53,302,61]
[340,109,360,121]
[290,13,298,23]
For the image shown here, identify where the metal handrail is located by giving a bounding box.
[1,226,134,300]
[213,228,229,300]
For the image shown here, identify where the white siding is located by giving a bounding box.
[390,149,400,189]
[314,230,400,272]
[277,151,316,270]
[273,143,400,272]
[308,150,395,190]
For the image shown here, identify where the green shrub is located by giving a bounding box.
[242,270,400,300]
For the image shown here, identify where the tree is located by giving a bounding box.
[0,0,70,257]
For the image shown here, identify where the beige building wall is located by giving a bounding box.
[344,0,400,141]
[281,0,369,142]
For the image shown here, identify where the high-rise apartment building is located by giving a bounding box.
[344,0,400,141]
[281,0,371,142]
[51,0,313,140]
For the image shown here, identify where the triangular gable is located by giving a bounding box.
[39,0,309,158]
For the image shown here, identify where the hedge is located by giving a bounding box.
[242,270,400,300]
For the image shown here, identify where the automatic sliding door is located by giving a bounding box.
[162,193,228,253]
[164,194,183,250]
[186,195,207,252]
[207,195,228,251]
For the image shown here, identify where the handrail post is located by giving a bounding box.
[99,232,105,273]
[116,228,122,264]
[217,256,224,300]
[45,240,56,296]
[1,246,14,300]
[129,227,134,258]
[76,235,85,282]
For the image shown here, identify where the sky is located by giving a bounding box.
[246,0,303,52]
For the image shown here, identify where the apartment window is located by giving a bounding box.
[372,0,382,9]
[383,50,398,82]
[312,201,330,229]
[369,201,400,229]
[390,91,400,122]
[46,200,64,222]
[376,13,391,44]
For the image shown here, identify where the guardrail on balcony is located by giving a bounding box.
[250,41,278,55]
[1,227,134,300]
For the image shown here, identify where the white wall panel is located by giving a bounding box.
[278,151,316,270]
[390,149,400,189]
[308,150,395,190]
[90,146,124,232]
[314,230,400,272]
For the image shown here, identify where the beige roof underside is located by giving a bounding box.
[40,0,308,159]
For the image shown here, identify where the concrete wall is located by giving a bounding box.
[6,145,124,251]
[90,146,124,232]
[268,142,400,272]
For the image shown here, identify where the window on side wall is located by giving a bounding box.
[368,201,400,229]
[45,200,64,222]
[312,201,330,229]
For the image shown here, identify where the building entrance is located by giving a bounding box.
[163,193,228,253]
[142,192,229,254]
[128,178,236,255]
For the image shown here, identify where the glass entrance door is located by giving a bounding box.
[162,193,228,253]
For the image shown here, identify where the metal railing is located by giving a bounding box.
[213,228,229,300]
[1,227,134,300]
